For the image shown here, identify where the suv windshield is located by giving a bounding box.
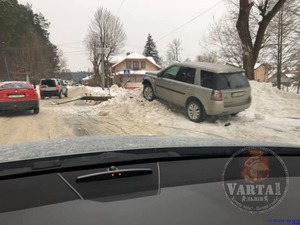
[201,71,250,90]
[41,80,56,87]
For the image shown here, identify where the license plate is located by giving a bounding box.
[231,92,244,97]
[8,94,25,98]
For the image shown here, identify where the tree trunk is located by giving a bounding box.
[237,0,287,80]
[276,9,283,90]
[236,0,254,80]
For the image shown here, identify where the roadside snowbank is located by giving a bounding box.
[87,81,300,144]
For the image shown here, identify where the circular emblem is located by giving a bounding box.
[222,147,289,213]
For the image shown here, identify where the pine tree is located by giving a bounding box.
[143,34,161,65]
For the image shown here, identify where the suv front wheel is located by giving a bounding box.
[143,85,155,101]
[186,100,205,122]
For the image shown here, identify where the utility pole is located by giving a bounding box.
[98,40,109,90]
[101,42,105,90]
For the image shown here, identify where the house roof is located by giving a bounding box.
[109,56,125,64]
[268,73,291,83]
[225,62,265,70]
[111,53,161,69]
[254,63,263,69]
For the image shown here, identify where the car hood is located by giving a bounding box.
[0,135,298,163]
[145,71,160,76]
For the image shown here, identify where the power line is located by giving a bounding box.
[56,41,83,46]
[116,0,125,15]
[157,0,225,42]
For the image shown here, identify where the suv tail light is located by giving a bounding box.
[211,90,222,101]
[56,85,59,90]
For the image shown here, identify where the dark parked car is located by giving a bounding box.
[39,78,68,99]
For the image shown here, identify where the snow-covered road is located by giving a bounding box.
[0,81,299,146]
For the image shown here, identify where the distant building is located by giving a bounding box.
[111,52,161,73]
[254,63,268,82]
[225,62,268,82]
[110,53,161,89]
[268,73,291,86]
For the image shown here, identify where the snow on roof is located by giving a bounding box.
[82,75,94,80]
[112,52,161,69]
[109,56,125,64]
[115,70,149,75]
[286,73,296,78]
[254,63,263,69]
[125,53,145,59]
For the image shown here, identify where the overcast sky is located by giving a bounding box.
[18,0,226,71]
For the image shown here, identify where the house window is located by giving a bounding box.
[133,61,139,70]
[126,61,131,69]
[141,61,146,69]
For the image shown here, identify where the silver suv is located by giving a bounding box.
[39,78,68,99]
[142,62,251,122]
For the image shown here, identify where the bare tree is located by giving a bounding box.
[85,7,126,87]
[204,15,243,66]
[261,0,300,89]
[197,51,218,63]
[201,1,266,67]
[236,0,287,80]
[85,32,100,83]
[166,38,182,64]
[57,49,69,73]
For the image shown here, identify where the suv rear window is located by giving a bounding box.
[41,80,56,87]
[0,82,30,89]
[201,71,250,90]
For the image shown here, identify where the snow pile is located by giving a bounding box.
[240,81,299,120]
[49,81,299,145]
[87,81,299,144]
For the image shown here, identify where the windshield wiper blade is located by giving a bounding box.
[0,150,178,179]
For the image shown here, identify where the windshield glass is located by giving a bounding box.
[0,0,299,162]
[0,0,300,222]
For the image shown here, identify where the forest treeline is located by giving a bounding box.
[0,0,62,83]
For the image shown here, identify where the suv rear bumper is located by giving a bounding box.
[205,101,251,116]
[40,90,60,97]
[0,100,39,111]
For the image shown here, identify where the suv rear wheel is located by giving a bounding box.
[186,100,205,122]
[64,90,68,97]
[143,85,155,101]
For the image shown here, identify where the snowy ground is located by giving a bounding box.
[0,81,299,147]
[61,81,300,145]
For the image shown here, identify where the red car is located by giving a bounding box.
[0,81,39,114]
